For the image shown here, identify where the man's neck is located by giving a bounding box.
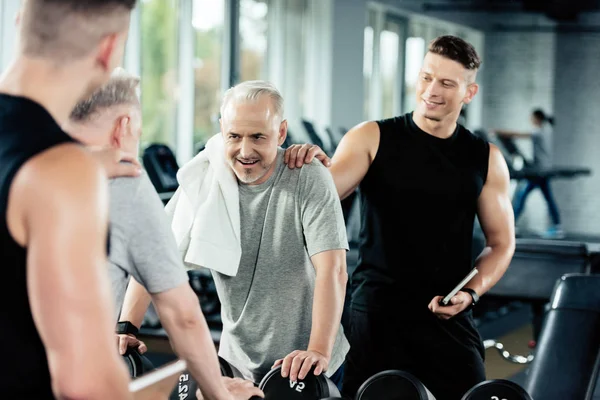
[412,112,458,139]
[0,57,91,128]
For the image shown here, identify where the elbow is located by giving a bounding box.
[166,291,204,332]
[332,261,348,289]
[488,232,516,257]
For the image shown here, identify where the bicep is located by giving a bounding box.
[330,122,378,199]
[477,146,515,246]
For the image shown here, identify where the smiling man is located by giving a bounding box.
[120,80,350,390]
[284,35,516,400]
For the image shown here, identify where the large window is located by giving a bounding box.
[403,36,425,114]
[363,11,374,119]
[140,0,180,151]
[380,20,401,118]
[240,0,268,81]
[192,0,225,148]
[363,9,406,120]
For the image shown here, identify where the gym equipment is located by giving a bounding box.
[188,270,221,317]
[123,348,155,378]
[168,357,241,400]
[462,380,532,400]
[169,369,199,400]
[130,359,187,400]
[355,370,436,400]
[143,144,179,193]
[483,339,534,365]
[301,119,329,155]
[257,365,341,399]
[524,273,600,399]
[474,130,591,182]
[488,238,593,301]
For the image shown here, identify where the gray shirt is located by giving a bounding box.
[211,149,350,383]
[108,172,189,321]
[532,122,553,169]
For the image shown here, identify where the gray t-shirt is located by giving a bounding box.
[108,172,189,321]
[532,122,553,169]
[211,148,350,383]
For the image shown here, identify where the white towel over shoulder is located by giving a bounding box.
[165,134,241,276]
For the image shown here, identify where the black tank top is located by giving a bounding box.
[352,113,490,314]
[0,94,75,398]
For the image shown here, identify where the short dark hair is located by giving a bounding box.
[428,35,482,70]
[21,0,138,60]
[532,108,554,125]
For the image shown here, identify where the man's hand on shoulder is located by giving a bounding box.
[89,146,142,178]
[284,144,331,169]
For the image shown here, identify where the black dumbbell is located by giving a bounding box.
[123,347,155,378]
[355,370,436,400]
[169,356,239,400]
[254,365,340,399]
[462,380,532,400]
[169,370,199,400]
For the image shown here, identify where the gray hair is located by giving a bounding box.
[70,68,140,122]
[220,80,284,119]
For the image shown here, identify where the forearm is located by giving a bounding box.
[120,278,152,328]
[154,289,231,400]
[308,268,347,359]
[469,241,515,295]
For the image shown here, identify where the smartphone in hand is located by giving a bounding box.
[439,269,478,306]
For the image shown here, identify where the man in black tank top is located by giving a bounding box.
[285,36,515,400]
[0,1,140,399]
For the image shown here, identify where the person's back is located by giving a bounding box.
[0,95,74,398]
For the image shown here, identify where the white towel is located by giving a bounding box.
[165,133,241,276]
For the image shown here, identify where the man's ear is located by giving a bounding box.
[463,83,479,105]
[96,33,119,72]
[277,119,288,146]
[111,116,129,148]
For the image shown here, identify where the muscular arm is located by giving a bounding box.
[151,284,232,400]
[9,145,131,399]
[468,145,516,296]
[329,122,379,199]
[308,250,347,360]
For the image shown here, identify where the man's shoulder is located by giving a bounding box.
[283,157,330,182]
[110,169,153,192]
[109,171,159,209]
[22,144,104,197]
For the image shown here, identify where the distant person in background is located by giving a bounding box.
[493,109,563,239]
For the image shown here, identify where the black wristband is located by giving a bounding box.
[116,321,139,336]
[461,288,479,310]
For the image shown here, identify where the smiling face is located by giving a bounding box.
[220,95,287,185]
[414,52,478,124]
